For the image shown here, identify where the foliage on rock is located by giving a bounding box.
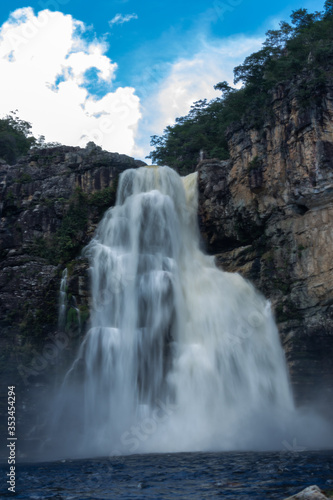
[30,184,118,265]
[148,3,333,173]
[0,112,60,165]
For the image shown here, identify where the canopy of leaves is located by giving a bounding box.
[0,112,37,165]
[148,2,333,174]
[0,112,60,165]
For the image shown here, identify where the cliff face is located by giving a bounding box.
[197,78,333,411]
[0,143,145,389]
[1,79,332,419]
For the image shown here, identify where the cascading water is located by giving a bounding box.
[49,165,328,459]
[58,268,68,331]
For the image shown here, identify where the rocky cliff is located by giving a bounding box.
[1,77,333,428]
[0,143,145,395]
[197,77,333,412]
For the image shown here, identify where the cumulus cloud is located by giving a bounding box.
[0,7,266,161]
[0,7,141,156]
[152,35,263,131]
[136,34,264,160]
[109,13,138,27]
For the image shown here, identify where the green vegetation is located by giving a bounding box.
[30,183,118,265]
[31,189,89,264]
[148,2,333,174]
[0,112,36,165]
[0,111,60,165]
[16,289,58,338]
[78,304,90,325]
[298,244,306,258]
[247,156,262,172]
[66,307,80,332]
[87,182,118,215]
[275,299,303,322]
[14,172,32,184]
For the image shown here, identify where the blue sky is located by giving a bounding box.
[0,0,326,160]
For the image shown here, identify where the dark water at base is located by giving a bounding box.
[1,451,332,499]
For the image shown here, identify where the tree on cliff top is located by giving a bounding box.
[0,112,59,165]
[0,112,37,164]
[148,4,333,174]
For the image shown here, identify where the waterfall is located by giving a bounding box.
[58,268,83,334]
[51,165,301,457]
[58,268,68,331]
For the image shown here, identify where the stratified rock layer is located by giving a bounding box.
[1,78,333,419]
[0,144,145,388]
[197,78,333,412]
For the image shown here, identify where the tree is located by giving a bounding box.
[0,112,60,164]
[233,47,273,86]
[0,112,36,164]
[148,5,333,172]
[263,22,294,52]
[324,0,333,17]
[290,8,321,30]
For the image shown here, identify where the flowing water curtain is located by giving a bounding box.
[52,165,295,457]
[58,268,68,330]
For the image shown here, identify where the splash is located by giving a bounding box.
[48,166,330,458]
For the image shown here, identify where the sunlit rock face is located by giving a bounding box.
[197,77,333,413]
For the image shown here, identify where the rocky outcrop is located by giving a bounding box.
[0,143,145,390]
[1,77,333,426]
[285,485,330,500]
[197,77,333,412]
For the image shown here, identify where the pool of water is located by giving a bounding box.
[1,450,332,499]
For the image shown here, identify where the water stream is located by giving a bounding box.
[58,268,68,331]
[48,166,330,459]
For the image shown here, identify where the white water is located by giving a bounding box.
[49,166,331,458]
[58,268,67,331]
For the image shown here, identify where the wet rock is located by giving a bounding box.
[285,485,329,499]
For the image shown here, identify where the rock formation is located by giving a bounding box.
[197,77,333,412]
[285,484,330,500]
[0,76,333,425]
[0,143,145,393]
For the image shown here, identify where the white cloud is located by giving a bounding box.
[0,7,266,162]
[136,34,264,161]
[109,13,138,27]
[0,7,141,156]
[154,35,263,131]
